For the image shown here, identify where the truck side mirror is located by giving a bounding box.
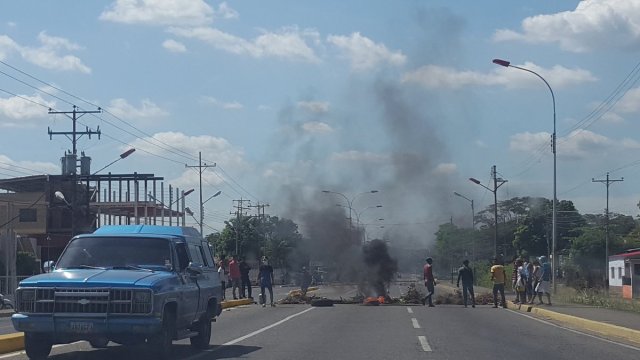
[186,262,203,277]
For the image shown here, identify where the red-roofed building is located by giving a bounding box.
[609,249,640,299]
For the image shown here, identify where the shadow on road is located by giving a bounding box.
[212,344,261,358]
[45,343,261,360]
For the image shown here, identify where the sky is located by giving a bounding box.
[2,0,640,248]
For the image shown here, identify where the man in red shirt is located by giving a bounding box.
[422,257,436,307]
[228,255,241,300]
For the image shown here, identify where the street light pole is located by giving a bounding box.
[322,190,379,244]
[470,165,507,258]
[493,58,557,292]
[453,191,475,262]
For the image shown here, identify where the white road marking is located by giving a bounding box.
[407,307,413,314]
[223,307,316,346]
[418,335,432,352]
[411,318,420,329]
[510,310,640,352]
[0,342,81,359]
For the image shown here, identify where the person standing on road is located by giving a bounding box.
[456,259,476,308]
[239,257,252,299]
[258,257,275,307]
[535,256,552,306]
[490,258,507,308]
[422,257,436,307]
[218,256,228,301]
[529,259,541,304]
[524,258,534,303]
[229,255,241,300]
[301,266,312,297]
[513,259,527,304]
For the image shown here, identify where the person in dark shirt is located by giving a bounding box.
[257,258,275,307]
[239,257,252,299]
[456,259,476,308]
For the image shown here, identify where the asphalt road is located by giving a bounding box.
[1,284,639,360]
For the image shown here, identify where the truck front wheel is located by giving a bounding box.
[148,310,175,360]
[24,332,52,360]
[190,308,212,349]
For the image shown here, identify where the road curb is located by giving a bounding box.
[0,333,24,354]
[507,300,640,345]
[221,298,253,309]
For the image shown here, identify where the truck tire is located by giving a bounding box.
[190,309,212,349]
[24,332,52,360]
[148,309,175,360]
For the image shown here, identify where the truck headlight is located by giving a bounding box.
[133,290,151,303]
[20,289,36,301]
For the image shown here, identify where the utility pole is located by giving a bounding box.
[492,165,508,259]
[48,106,102,237]
[249,203,270,261]
[592,172,624,293]
[185,152,216,236]
[231,199,251,256]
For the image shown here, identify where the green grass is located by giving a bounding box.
[555,287,640,314]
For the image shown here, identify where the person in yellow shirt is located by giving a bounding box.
[490,258,507,308]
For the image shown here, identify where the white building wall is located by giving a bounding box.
[609,259,625,287]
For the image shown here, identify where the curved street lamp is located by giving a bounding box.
[493,58,557,293]
[453,191,475,262]
[322,190,379,244]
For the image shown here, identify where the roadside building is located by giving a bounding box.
[608,249,640,299]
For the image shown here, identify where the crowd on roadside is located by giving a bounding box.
[422,255,554,308]
[215,255,277,307]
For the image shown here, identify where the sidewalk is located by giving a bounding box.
[463,283,640,344]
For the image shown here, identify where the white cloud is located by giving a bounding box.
[621,138,640,149]
[3,32,92,73]
[297,101,329,113]
[202,96,244,110]
[0,155,59,175]
[402,62,596,89]
[613,87,640,114]
[509,131,549,153]
[216,2,239,19]
[169,26,320,62]
[493,0,640,52]
[327,32,406,71]
[108,98,169,119]
[162,39,186,52]
[129,131,246,167]
[510,130,614,159]
[0,93,55,126]
[99,0,214,27]
[433,163,457,175]
[0,35,18,60]
[302,121,333,134]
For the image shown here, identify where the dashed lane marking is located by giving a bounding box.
[418,336,432,352]
[407,307,413,314]
[411,318,420,329]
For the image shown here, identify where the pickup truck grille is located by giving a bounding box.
[16,288,152,315]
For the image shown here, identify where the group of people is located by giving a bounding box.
[217,255,276,307]
[422,256,553,308]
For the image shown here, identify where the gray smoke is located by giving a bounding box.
[263,5,468,270]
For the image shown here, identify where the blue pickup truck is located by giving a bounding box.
[12,225,223,360]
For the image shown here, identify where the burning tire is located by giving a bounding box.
[310,298,333,307]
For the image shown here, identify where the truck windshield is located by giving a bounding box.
[55,237,172,271]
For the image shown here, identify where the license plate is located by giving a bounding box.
[69,321,93,333]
